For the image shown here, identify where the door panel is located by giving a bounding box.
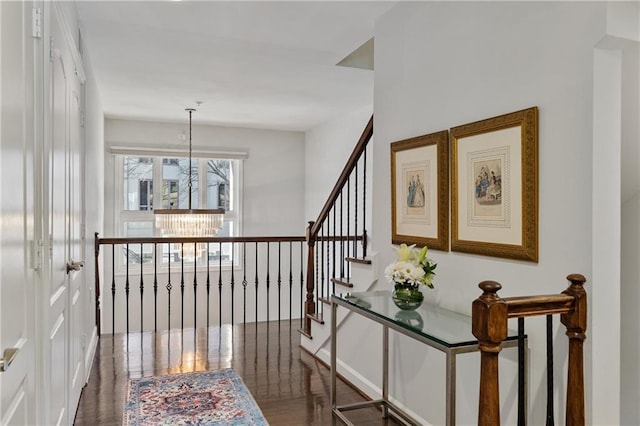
[48,10,70,425]
[68,82,85,413]
[0,2,35,425]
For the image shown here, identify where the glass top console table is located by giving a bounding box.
[330,290,525,425]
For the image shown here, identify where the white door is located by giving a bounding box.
[67,63,86,415]
[48,13,70,424]
[0,2,37,425]
[45,5,86,424]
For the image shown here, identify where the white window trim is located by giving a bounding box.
[113,152,244,274]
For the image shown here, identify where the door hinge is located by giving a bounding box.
[30,239,44,270]
[49,38,54,62]
[32,8,42,39]
[80,111,86,128]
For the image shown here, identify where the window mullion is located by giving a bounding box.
[200,158,208,208]
[152,157,163,210]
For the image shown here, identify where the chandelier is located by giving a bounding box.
[154,107,225,239]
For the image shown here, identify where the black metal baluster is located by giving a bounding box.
[255,242,259,322]
[153,243,158,332]
[346,176,350,266]
[111,245,115,334]
[242,243,248,324]
[314,236,319,308]
[518,317,526,426]
[277,242,282,323]
[289,241,293,322]
[180,243,185,330]
[362,147,367,257]
[193,242,197,328]
[231,242,235,325]
[320,223,325,306]
[266,242,271,322]
[299,241,304,328]
[167,242,172,331]
[139,243,144,332]
[354,160,358,258]
[332,206,336,295]
[125,243,130,334]
[219,241,223,326]
[324,222,329,302]
[340,191,344,280]
[206,242,211,327]
[546,315,554,426]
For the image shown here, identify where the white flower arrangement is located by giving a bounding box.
[384,243,437,289]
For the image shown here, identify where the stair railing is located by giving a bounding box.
[472,274,587,425]
[302,115,373,337]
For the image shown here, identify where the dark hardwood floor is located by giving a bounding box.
[74,320,402,425]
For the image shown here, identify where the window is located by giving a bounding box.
[138,180,153,210]
[117,154,241,267]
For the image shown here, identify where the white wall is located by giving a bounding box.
[366,2,607,424]
[304,105,372,219]
[101,119,307,332]
[621,192,640,425]
[81,46,104,376]
[104,119,306,237]
[618,5,640,423]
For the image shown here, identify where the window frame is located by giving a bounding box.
[114,153,243,272]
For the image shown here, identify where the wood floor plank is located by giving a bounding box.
[74,320,402,425]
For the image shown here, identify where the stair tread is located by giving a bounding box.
[306,313,325,325]
[345,257,372,265]
[330,277,354,288]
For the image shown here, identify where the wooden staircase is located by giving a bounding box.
[300,116,373,338]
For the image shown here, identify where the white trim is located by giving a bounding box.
[108,144,249,160]
[83,327,98,385]
[52,1,85,83]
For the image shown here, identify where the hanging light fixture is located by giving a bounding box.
[154,107,225,238]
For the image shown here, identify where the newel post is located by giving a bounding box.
[561,273,587,426]
[472,281,508,426]
[304,221,316,335]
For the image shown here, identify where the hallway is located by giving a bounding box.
[73,320,401,425]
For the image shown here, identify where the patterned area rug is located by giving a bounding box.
[123,369,268,425]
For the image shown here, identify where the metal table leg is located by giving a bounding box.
[382,325,389,418]
[445,351,456,426]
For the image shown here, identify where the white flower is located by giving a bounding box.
[385,243,437,289]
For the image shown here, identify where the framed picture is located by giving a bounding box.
[391,130,449,251]
[450,107,538,262]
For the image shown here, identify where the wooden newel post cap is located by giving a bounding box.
[566,273,586,287]
[473,280,507,345]
[478,281,502,296]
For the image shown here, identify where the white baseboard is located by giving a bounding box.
[84,327,98,384]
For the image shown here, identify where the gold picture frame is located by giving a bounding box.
[391,130,449,251]
[451,107,538,262]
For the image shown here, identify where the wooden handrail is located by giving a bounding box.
[472,274,587,425]
[503,294,574,318]
[98,235,306,245]
[309,115,373,238]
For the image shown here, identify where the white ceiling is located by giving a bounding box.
[76,1,395,132]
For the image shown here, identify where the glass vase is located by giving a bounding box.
[391,283,424,311]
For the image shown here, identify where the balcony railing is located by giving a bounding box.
[95,234,306,335]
